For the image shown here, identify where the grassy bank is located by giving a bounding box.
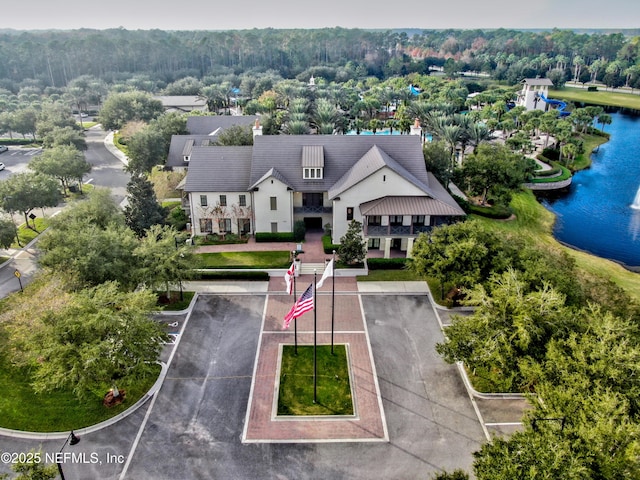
[475,190,640,301]
[549,87,640,110]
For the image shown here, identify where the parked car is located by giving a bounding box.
[0,162,5,170]
[0,145,7,153]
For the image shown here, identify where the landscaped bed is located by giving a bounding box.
[277,344,353,416]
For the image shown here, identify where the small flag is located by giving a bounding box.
[283,283,314,329]
[284,262,295,294]
[316,258,334,289]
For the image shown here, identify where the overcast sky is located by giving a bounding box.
[5,0,640,31]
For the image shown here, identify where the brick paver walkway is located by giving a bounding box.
[243,276,388,442]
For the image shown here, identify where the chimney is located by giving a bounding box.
[252,118,263,137]
[410,118,422,136]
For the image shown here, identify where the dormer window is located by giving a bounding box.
[303,167,323,179]
[182,138,195,162]
[301,145,324,180]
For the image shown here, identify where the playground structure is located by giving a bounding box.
[516,78,570,117]
[538,93,570,117]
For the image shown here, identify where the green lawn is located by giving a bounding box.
[0,355,160,432]
[277,345,353,416]
[549,87,640,110]
[157,290,195,311]
[11,217,49,248]
[197,251,290,268]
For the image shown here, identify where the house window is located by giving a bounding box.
[303,168,323,179]
[390,215,403,226]
[219,195,227,206]
[302,193,323,207]
[271,222,278,233]
[239,194,246,207]
[346,207,354,221]
[238,218,251,234]
[200,195,208,207]
[412,215,425,226]
[270,196,277,210]
[368,216,382,226]
[368,238,380,249]
[219,218,231,233]
[199,218,212,233]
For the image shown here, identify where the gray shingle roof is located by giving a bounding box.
[327,145,435,199]
[249,167,293,190]
[186,115,259,135]
[167,135,217,167]
[183,146,252,192]
[249,135,428,193]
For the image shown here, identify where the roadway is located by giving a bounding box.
[0,125,130,297]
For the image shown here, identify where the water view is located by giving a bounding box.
[539,111,640,269]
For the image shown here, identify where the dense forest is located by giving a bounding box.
[0,27,638,89]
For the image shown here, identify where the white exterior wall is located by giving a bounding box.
[330,167,427,243]
[189,191,252,236]
[252,177,293,233]
[519,83,550,111]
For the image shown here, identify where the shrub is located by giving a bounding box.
[196,270,269,280]
[293,220,306,242]
[165,205,187,231]
[587,85,598,91]
[530,162,572,183]
[367,258,408,270]
[322,234,340,254]
[255,232,295,242]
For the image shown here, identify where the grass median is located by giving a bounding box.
[277,345,353,416]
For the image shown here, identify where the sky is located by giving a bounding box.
[5,0,640,31]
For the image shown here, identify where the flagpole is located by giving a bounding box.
[293,252,298,355]
[331,250,336,355]
[313,270,317,404]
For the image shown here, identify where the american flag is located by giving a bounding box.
[283,283,314,329]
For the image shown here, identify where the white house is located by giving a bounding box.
[182,135,465,258]
[517,78,554,112]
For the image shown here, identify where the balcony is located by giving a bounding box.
[293,206,333,214]
[365,225,432,236]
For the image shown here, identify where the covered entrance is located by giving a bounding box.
[304,217,323,230]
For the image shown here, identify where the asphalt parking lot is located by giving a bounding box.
[0,288,526,479]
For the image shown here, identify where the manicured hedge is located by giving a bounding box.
[367,258,408,270]
[454,195,511,219]
[196,271,269,280]
[255,232,295,242]
[530,162,572,183]
[322,235,340,254]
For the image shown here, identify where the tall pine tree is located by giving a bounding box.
[124,173,166,237]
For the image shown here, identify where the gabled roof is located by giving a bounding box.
[328,145,435,199]
[360,195,465,216]
[186,115,259,135]
[249,167,293,191]
[183,146,252,192]
[249,135,427,193]
[522,78,553,86]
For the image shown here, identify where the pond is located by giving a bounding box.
[538,111,640,270]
